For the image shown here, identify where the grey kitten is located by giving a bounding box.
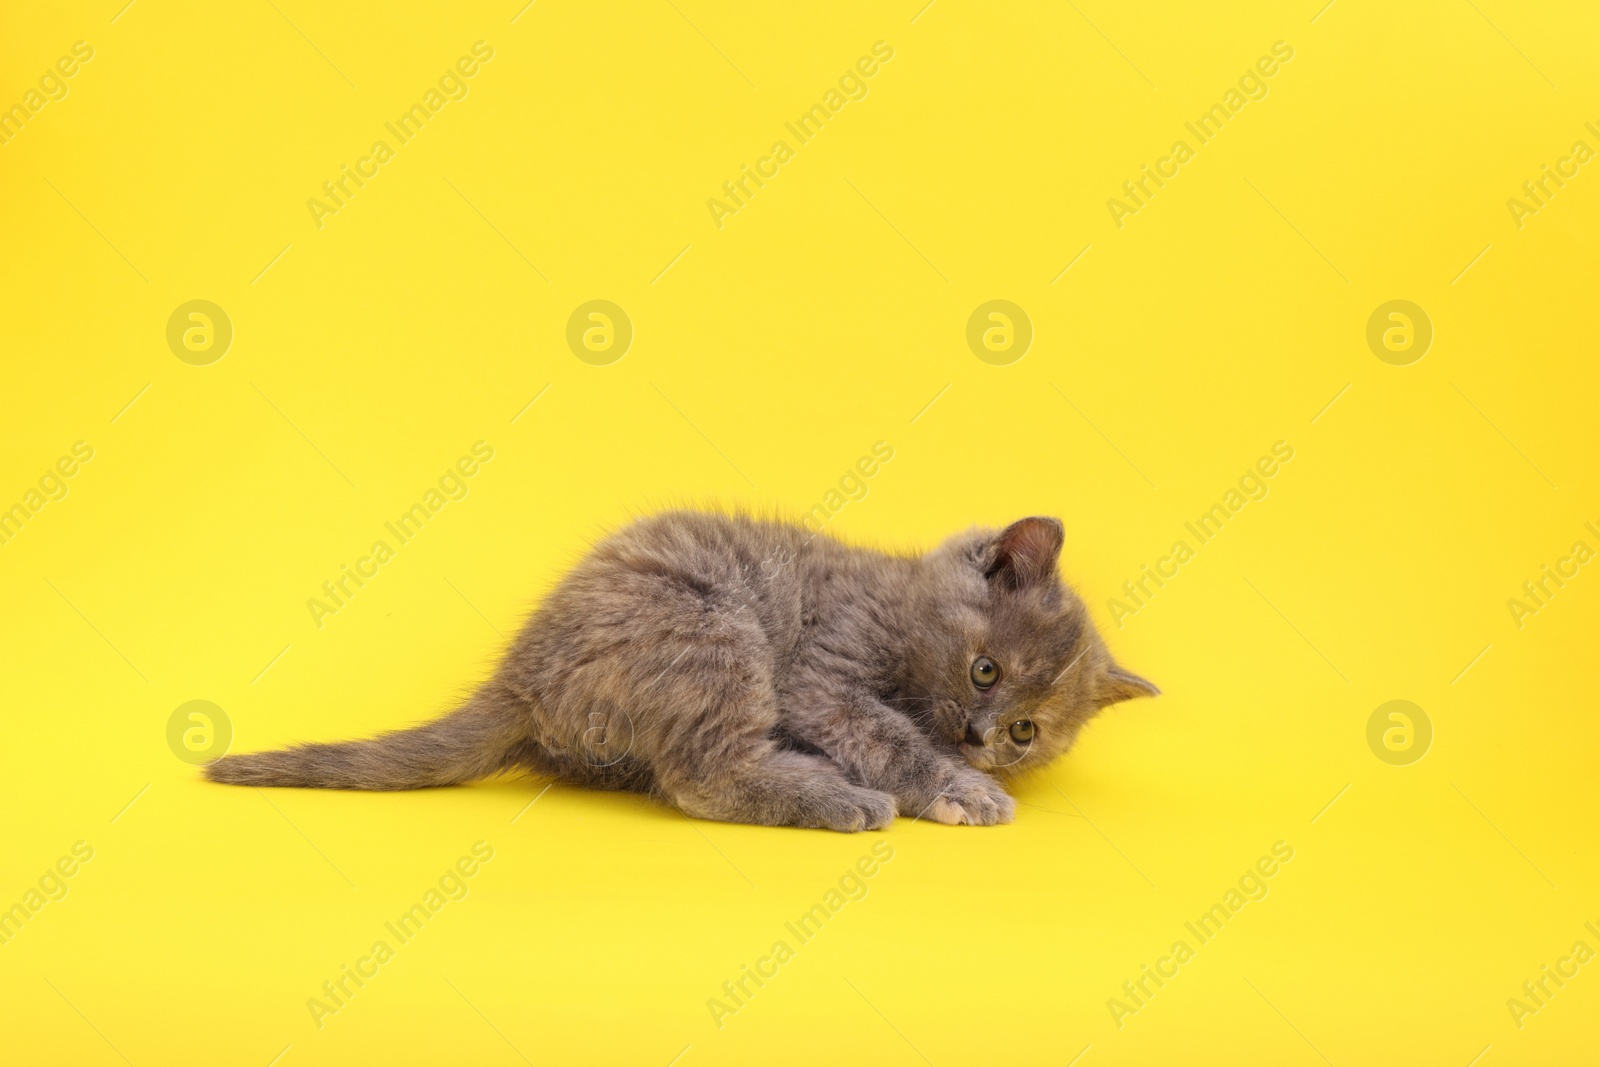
[208,512,1157,830]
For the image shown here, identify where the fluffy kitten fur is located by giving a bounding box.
[207,512,1157,830]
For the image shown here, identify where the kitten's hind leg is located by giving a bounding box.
[640,651,893,832]
[541,582,892,831]
[659,748,894,832]
[788,693,1015,826]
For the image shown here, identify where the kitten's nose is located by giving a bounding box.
[964,723,985,747]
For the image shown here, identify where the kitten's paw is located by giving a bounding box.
[813,784,896,833]
[921,773,1015,826]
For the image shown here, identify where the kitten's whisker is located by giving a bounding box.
[1051,646,1092,687]
[909,793,950,824]
[1016,798,1083,818]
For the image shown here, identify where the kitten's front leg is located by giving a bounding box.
[787,691,1015,826]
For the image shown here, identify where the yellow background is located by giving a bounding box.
[3,1,1597,1063]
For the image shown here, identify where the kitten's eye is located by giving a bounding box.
[970,656,999,689]
[1009,720,1035,743]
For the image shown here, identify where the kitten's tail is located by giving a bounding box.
[204,692,528,791]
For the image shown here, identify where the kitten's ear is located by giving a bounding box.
[1095,664,1161,707]
[984,516,1064,590]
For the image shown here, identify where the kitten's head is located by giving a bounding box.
[908,516,1158,777]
